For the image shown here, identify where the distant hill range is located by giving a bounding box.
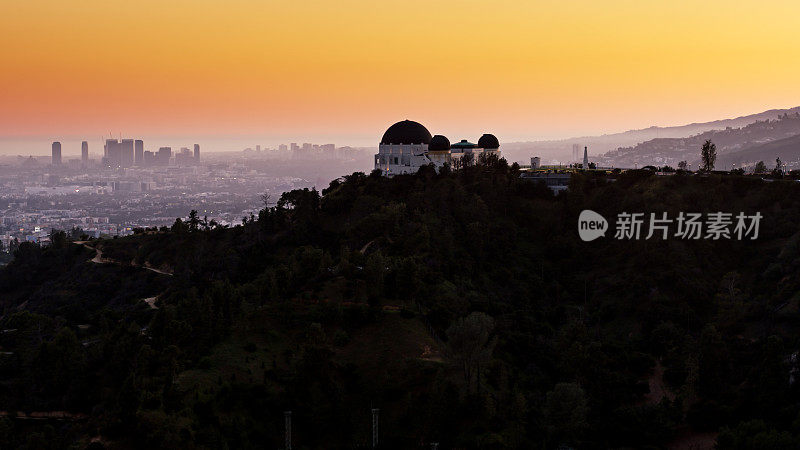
[503,106,800,166]
[596,109,800,169]
[716,133,800,170]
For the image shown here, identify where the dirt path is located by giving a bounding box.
[142,296,158,309]
[141,261,173,276]
[79,243,172,276]
[0,410,88,421]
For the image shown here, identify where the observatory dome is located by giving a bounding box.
[380,120,433,145]
[478,134,500,149]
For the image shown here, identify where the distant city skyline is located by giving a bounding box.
[2,1,800,149]
[0,135,374,157]
[1,102,799,158]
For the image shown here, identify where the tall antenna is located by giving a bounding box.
[284,411,292,450]
[372,408,379,448]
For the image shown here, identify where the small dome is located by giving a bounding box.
[451,139,477,149]
[429,135,450,151]
[380,120,432,145]
[478,134,499,149]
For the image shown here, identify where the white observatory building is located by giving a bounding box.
[374,120,500,176]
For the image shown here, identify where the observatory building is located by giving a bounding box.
[374,120,500,176]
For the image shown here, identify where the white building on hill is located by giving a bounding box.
[374,120,500,176]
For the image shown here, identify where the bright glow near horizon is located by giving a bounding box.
[2,0,800,146]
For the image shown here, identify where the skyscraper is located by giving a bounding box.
[193,143,200,162]
[51,141,62,165]
[134,140,144,166]
[572,143,581,163]
[157,147,172,166]
[105,139,120,167]
[176,147,193,165]
[81,141,88,166]
[120,139,134,167]
[143,150,155,166]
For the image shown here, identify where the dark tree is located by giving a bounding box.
[700,140,716,172]
[48,230,67,249]
[446,312,495,393]
[461,152,475,168]
[188,210,200,232]
[773,157,784,177]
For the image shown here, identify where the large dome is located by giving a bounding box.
[380,120,432,145]
[429,135,450,151]
[478,134,500,149]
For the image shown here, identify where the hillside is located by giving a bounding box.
[4,163,800,448]
[598,112,800,169]
[502,106,800,164]
[716,133,800,170]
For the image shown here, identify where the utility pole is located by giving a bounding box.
[284,411,292,450]
[372,408,379,448]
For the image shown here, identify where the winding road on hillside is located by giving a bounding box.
[74,242,169,310]
[76,242,173,276]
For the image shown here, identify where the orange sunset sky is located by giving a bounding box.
[2,0,800,150]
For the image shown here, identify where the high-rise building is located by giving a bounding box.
[103,138,139,167]
[104,139,120,167]
[120,139,134,167]
[320,144,335,159]
[134,140,144,165]
[157,147,172,166]
[51,141,62,165]
[572,143,581,163]
[81,141,89,166]
[176,147,194,165]
[193,143,200,162]
[143,150,155,166]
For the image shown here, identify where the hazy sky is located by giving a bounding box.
[2,0,800,150]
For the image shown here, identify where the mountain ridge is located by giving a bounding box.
[502,106,800,163]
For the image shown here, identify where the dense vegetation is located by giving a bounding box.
[3,161,800,448]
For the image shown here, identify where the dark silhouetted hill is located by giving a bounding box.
[3,163,800,448]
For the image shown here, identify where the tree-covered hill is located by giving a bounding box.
[3,162,800,448]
